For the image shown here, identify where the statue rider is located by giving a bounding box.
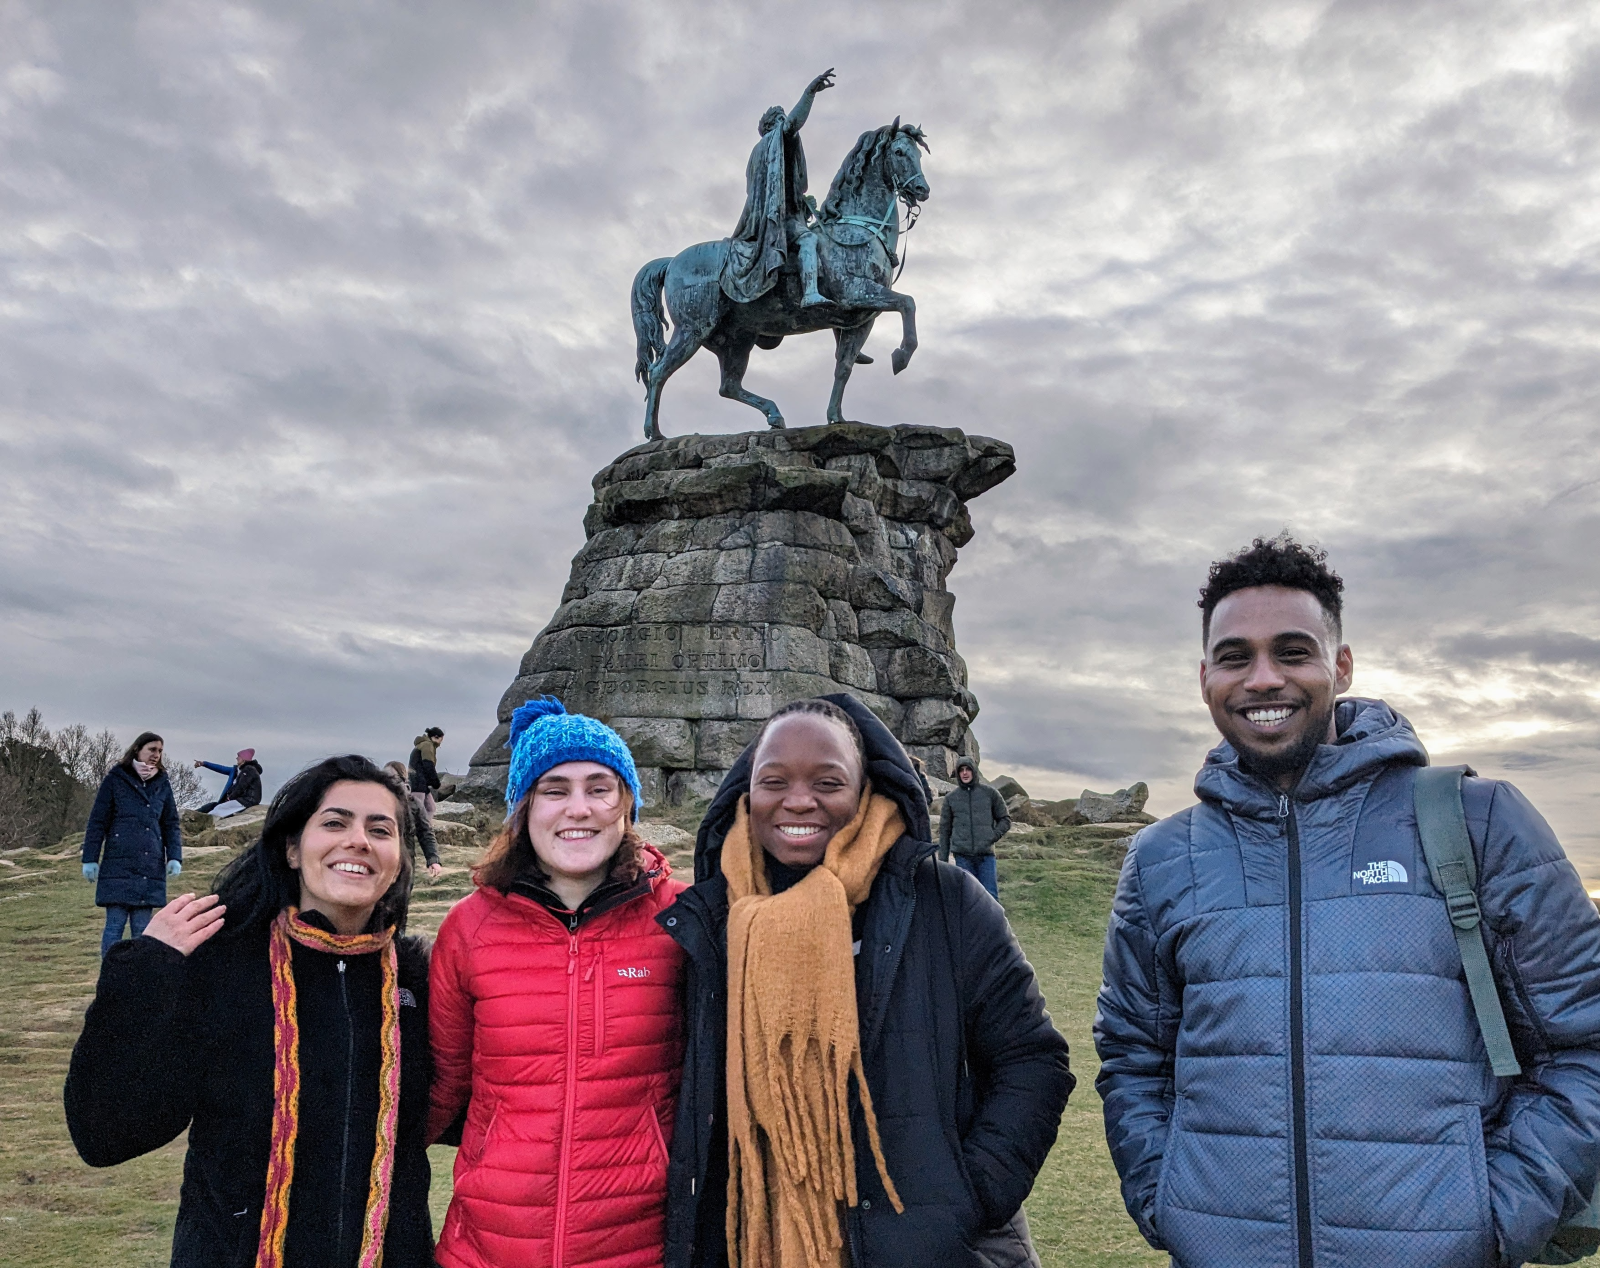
[721,69,834,308]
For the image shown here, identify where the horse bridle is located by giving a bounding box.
[827,149,924,281]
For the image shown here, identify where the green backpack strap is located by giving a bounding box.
[1413,765,1522,1078]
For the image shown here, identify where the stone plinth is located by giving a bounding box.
[465,423,1015,804]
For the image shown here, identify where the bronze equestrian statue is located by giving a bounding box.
[631,71,931,440]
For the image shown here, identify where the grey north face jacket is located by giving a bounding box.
[1094,698,1600,1268]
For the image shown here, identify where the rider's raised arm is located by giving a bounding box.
[785,68,835,134]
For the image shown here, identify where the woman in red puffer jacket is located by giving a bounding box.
[429,700,686,1268]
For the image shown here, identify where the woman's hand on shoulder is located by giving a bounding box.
[143,893,227,956]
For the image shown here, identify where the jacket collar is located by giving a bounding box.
[114,764,163,798]
[1193,696,1428,820]
[508,842,671,928]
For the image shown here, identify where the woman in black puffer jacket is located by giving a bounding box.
[660,694,1074,1268]
[65,754,435,1268]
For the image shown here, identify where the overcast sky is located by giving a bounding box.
[4,0,1599,871]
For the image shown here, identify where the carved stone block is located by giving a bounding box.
[464,424,1014,799]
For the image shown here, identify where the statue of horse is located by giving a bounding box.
[631,120,931,441]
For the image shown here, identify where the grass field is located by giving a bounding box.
[0,816,1163,1267]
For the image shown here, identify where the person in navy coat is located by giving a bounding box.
[82,731,183,956]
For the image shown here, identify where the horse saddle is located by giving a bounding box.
[821,219,881,250]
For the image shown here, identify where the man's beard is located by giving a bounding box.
[1236,699,1336,786]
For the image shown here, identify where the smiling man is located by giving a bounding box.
[1094,535,1600,1268]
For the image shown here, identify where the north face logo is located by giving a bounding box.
[615,967,651,979]
[1353,860,1408,885]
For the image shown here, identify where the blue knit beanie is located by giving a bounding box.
[503,698,641,819]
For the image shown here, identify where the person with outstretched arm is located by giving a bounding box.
[194,748,263,812]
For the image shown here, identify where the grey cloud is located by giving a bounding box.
[2,0,1599,872]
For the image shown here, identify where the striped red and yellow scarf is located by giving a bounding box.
[256,907,401,1268]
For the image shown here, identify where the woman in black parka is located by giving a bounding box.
[65,754,435,1268]
[659,694,1074,1268]
[82,731,184,957]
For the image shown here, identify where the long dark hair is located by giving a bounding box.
[212,754,415,936]
[120,731,164,770]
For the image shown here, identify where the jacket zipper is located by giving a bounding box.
[1283,795,1313,1268]
[336,958,354,1265]
[853,871,918,1268]
[589,946,605,1058]
[554,929,580,1266]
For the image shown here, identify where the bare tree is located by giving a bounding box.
[163,759,208,809]
[1,706,214,836]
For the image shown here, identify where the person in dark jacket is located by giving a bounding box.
[195,748,263,812]
[661,694,1073,1268]
[1095,536,1600,1268]
[384,761,442,879]
[64,754,435,1268]
[82,731,183,956]
[938,755,1010,899]
[408,727,444,823]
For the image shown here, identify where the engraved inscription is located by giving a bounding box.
[573,624,767,673]
[560,624,777,719]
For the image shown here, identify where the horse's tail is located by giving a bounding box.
[631,257,671,382]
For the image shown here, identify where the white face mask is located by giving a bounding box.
[132,759,159,780]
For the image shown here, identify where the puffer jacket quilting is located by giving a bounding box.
[428,850,686,1268]
[1095,698,1600,1268]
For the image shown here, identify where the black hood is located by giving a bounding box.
[239,759,262,774]
[691,693,933,884]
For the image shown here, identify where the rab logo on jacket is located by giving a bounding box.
[1353,860,1408,885]
[615,966,651,979]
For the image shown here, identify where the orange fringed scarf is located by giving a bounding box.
[723,789,907,1268]
[256,908,401,1268]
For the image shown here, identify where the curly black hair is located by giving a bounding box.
[750,697,868,784]
[1199,533,1345,645]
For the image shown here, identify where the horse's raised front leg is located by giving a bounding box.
[715,337,785,429]
[884,288,917,374]
[834,281,917,375]
[827,320,875,424]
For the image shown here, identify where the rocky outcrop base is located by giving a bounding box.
[465,423,1015,803]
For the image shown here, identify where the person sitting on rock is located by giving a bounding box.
[195,748,263,812]
[938,756,1011,899]
[661,695,1072,1268]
